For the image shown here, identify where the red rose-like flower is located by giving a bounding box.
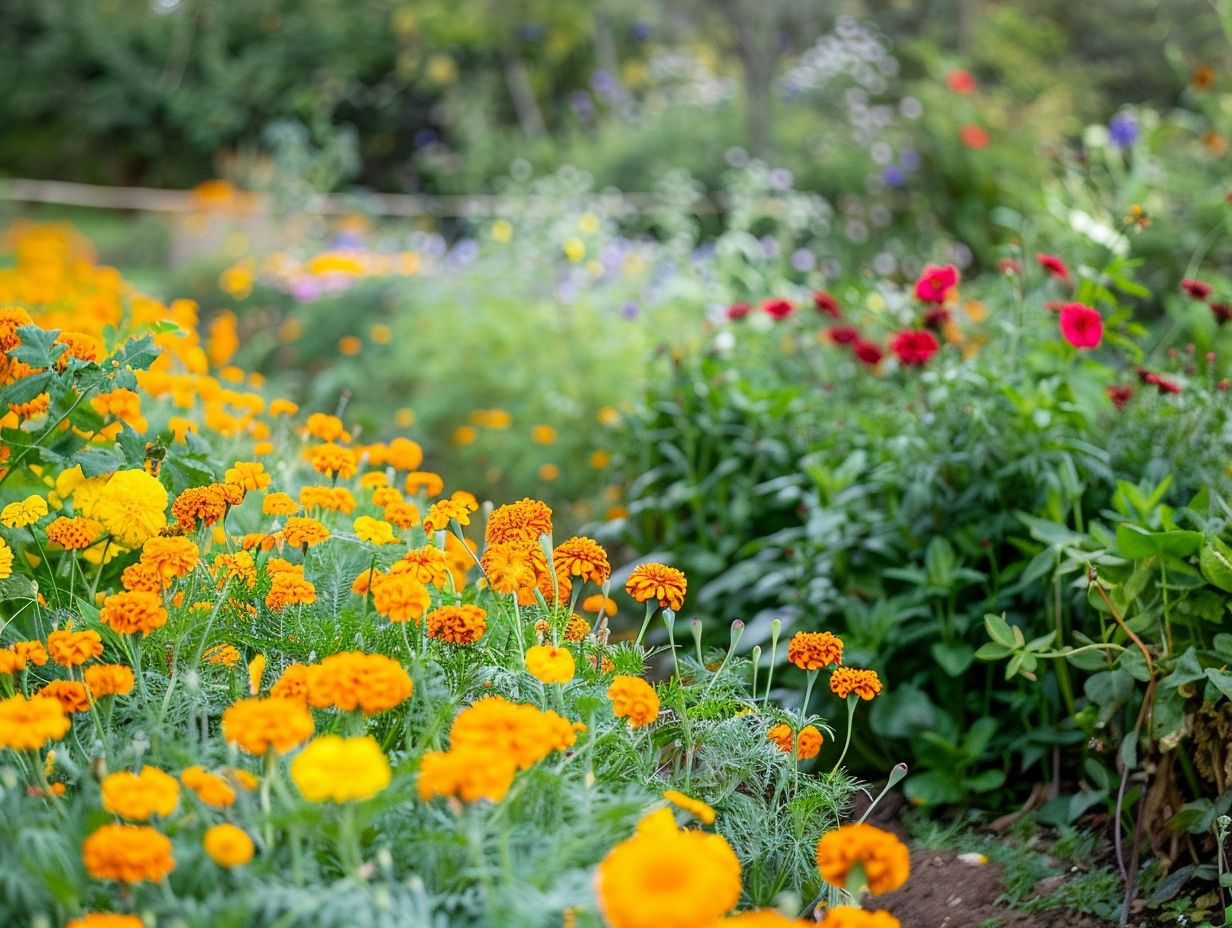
[853,340,884,366]
[914,264,958,304]
[1212,303,1232,325]
[828,326,859,345]
[890,330,939,365]
[726,302,751,321]
[1058,303,1103,349]
[960,125,989,150]
[1181,278,1213,299]
[946,69,977,94]
[1105,386,1133,410]
[1036,253,1069,280]
[813,291,841,318]
[762,298,794,320]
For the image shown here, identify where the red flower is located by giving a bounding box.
[1105,386,1133,410]
[1212,303,1232,325]
[922,306,951,331]
[726,302,751,321]
[813,291,841,318]
[762,298,794,320]
[1181,278,1213,299]
[1058,303,1103,349]
[998,258,1022,276]
[853,340,884,366]
[1137,369,1183,394]
[890,330,939,365]
[946,69,977,94]
[828,326,859,345]
[960,125,989,150]
[914,264,959,304]
[1036,253,1069,280]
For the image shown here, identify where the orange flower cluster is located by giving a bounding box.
[625,562,687,611]
[171,484,235,530]
[100,767,180,821]
[46,515,102,550]
[391,544,449,586]
[308,442,358,479]
[815,823,910,895]
[82,823,175,884]
[767,723,824,760]
[222,697,314,755]
[48,628,103,667]
[425,604,487,644]
[0,693,69,750]
[787,631,844,671]
[84,664,135,698]
[181,765,237,807]
[370,572,430,623]
[607,675,660,728]
[139,535,199,583]
[265,563,317,612]
[39,679,91,713]
[305,651,414,715]
[484,498,553,546]
[830,667,883,700]
[99,590,168,636]
[553,535,611,584]
[282,516,330,547]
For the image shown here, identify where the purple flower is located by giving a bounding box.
[882,166,905,187]
[629,21,652,41]
[569,90,595,119]
[620,301,640,320]
[1109,112,1138,149]
[791,248,815,272]
[760,236,780,259]
[900,149,920,170]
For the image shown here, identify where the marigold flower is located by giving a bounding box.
[291,734,392,803]
[66,915,145,928]
[1,494,48,527]
[404,471,444,496]
[370,572,431,623]
[204,823,254,868]
[816,823,910,895]
[391,544,450,587]
[817,909,900,928]
[101,767,180,820]
[262,492,299,516]
[426,604,487,644]
[11,639,47,667]
[306,652,413,715]
[384,500,421,528]
[204,643,242,667]
[0,648,25,675]
[212,550,257,588]
[830,667,883,700]
[664,789,717,825]
[796,725,823,760]
[48,629,104,667]
[597,811,741,928]
[787,631,844,671]
[282,516,330,547]
[140,535,199,581]
[171,484,227,530]
[583,594,618,617]
[121,561,164,593]
[83,469,167,547]
[564,614,591,641]
[222,697,314,755]
[303,412,348,442]
[485,498,553,545]
[625,562,687,611]
[82,823,175,884]
[0,693,69,750]
[449,696,579,769]
[385,437,424,471]
[481,541,539,596]
[553,536,611,584]
[224,460,271,492]
[309,442,358,479]
[39,679,91,714]
[270,663,311,702]
[100,590,167,636]
[46,515,102,549]
[354,515,398,545]
[525,644,575,683]
[607,675,660,727]
[418,747,516,803]
[181,765,237,807]
[265,572,317,611]
[767,722,794,754]
[422,495,477,533]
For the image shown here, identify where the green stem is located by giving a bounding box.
[831,696,859,773]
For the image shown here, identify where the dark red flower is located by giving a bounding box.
[1211,303,1232,325]
[890,330,940,365]
[1154,376,1183,394]
[960,125,989,150]
[1181,278,1213,299]
[1058,303,1103,349]
[828,326,859,345]
[1036,253,1069,280]
[726,302,751,321]
[813,291,841,318]
[1105,385,1133,411]
[762,298,794,320]
[922,306,951,331]
[946,69,977,94]
[914,264,959,304]
[853,340,884,366]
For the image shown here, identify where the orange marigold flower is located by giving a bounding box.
[0,306,33,351]
[212,550,257,588]
[302,412,348,442]
[553,536,611,584]
[100,767,180,820]
[84,664,136,698]
[222,697,314,755]
[100,591,167,636]
[426,604,487,644]
[485,498,553,545]
[370,572,431,623]
[0,693,70,750]
[767,722,794,754]
[525,644,575,683]
[39,679,91,714]
[564,614,591,641]
[181,765,237,808]
[607,675,660,727]
[224,461,271,492]
[663,788,717,825]
[204,822,254,868]
[46,515,102,549]
[404,471,445,497]
[449,695,579,769]
[815,823,910,895]
[383,500,421,528]
[139,535,199,581]
[787,631,844,671]
[306,651,413,715]
[625,562,687,611]
[12,640,48,666]
[481,541,539,596]
[171,485,228,529]
[265,572,317,612]
[82,823,175,884]
[391,544,449,586]
[66,914,145,928]
[422,496,477,533]
[830,667,883,700]
[796,724,823,760]
[371,486,404,507]
[385,438,424,472]
[282,516,330,548]
[817,908,900,928]
[0,648,25,675]
[583,593,618,617]
[204,643,242,667]
[262,492,299,516]
[121,561,164,593]
[270,663,311,702]
[418,747,516,803]
[309,442,358,479]
[48,629,104,667]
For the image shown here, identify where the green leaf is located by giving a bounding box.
[1161,648,1207,688]
[975,642,1011,661]
[0,370,54,408]
[1204,668,1232,701]
[11,324,65,368]
[965,769,1006,793]
[984,613,1016,648]
[903,770,964,806]
[1115,524,1202,559]
[0,574,37,601]
[931,642,975,676]
[1199,536,1232,592]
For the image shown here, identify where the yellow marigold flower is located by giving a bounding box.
[13,639,48,666]
[181,766,237,808]
[283,516,330,547]
[1,493,48,527]
[291,734,392,803]
[48,629,103,667]
[370,572,431,623]
[481,541,538,596]
[222,697,314,755]
[0,537,14,580]
[353,515,398,545]
[212,550,257,588]
[269,398,299,417]
[404,471,444,496]
[265,572,317,611]
[830,667,883,700]
[84,664,136,698]
[270,663,311,702]
[204,643,242,667]
[386,437,423,471]
[583,593,618,617]
[485,498,553,546]
[39,679,91,714]
[101,767,180,821]
[426,604,487,644]
[525,644,575,684]
[45,516,102,549]
[372,485,403,507]
[82,823,175,884]
[170,484,228,530]
[100,591,167,636]
[418,747,516,803]
[89,469,168,547]
[816,908,900,928]
[564,614,591,641]
[359,471,389,490]
[390,544,449,587]
[625,562,687,611]
[262,492,298,516]
[306,652,413,715]
[553,536,611,584]
[0,693,69,750]
[531,424,557,444]
[449,696,579,770]
[608,675,660,728]
[302,412,348,442]
[204,823,254,868]
[453,425,478,445]
[309,442,358,479]
[597,811,741,928]
[224,460,271,491]
[422,495,477,533]
[664,789,717,825]
[66,914,145,928]
[383,500,421,529]
[248,653,266,695]
[787,631,844,671]
[815,823,910,895]
[139,535,199,581]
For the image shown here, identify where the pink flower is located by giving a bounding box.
[762,298,794,320]
[914,264,959,304]
[890,330,940,365]
[1059,303,1103,348]
[726,302,751,321]
[813,291,841,318]
[853,340,884,366]
[1181,278,1212,299]
[1036,253,1069,280]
